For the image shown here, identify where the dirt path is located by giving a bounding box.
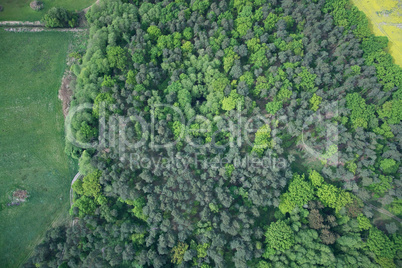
[70,172,83,228]
[83,0,100,13]
[365,202,402,224]
[0,21,43,26]
[70,172,81,207]
[4,27,87,32]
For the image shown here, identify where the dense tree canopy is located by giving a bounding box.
[26,0,401,267]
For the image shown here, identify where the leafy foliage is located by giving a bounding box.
[26,0,402,267]
[368,175,393,196]
[264,220,294,251]
[42,7,77,28]
[309,93,322,112]
[316,183,353,212]
[346,93,375,129]
[81,170,102,198]
[279,173,314,214]
[367,227,396,259]
[78,150,96,176]
[252,124,271,156]
[357,214,372,230]
[171,242,188,264]
[380,159,398,174]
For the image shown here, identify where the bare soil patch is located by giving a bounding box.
[58,71,74,117]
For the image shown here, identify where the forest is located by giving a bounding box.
[24,0,401,267]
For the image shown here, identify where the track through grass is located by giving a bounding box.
[0,29,76,268]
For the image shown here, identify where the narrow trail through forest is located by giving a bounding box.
[70,172,81,208]
[365,202,402,224]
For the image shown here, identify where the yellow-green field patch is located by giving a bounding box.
[351,0,402,66]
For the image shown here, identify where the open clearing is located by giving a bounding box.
[0,29,77,268]
[351,0,402,66]
[0,0,95,21]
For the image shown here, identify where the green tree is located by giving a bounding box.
[124,198,147,221]
[351,65,361,75]
[223,48,239,73]
[263,13,279,32]
[389,199,402,216]
[147,25,161,40]
[76,121,98,142]
[309,93,322,111]
[367,227,396,259]
[296,67,317,92]
[72,178,84,196]
[78,150,95,176]
[171,242,189,264]
[42,7,77,28]
[251,124,271,156]
[222,90,243,111]
[373,122,394,138]
[92,92,115,118]
[225,164,235,177]
[316,184,353,212]
[235,7,253,37]
[209,203,219,213]
[256,260,271,268]
[101,75,115,87]
[309,170,324,187]
[181,41,193,53]
[197,243,210,258]
[73,195,97,217]
[357,214,371,230]
[377,100,402,125]
[126,70,136,85]
[380,159,398,174]
[82,170,102,198]
[368,175,393,196]
[183,27,193,40]
[346,161,357,174]
[264,220,294,251]
[346,93,375,129]
[107,46,127,70]
[265,101,283,115]
[279,173,314,214]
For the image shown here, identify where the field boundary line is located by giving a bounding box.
[3,27,87,32]
[0,21,44,26]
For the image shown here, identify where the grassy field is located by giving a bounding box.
[351,0,402,66]
[0,0,95,21]
[0,29,77,268]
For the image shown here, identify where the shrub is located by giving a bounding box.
[42,7,78,28]
[30,1,44,11]
[380,158,399,174]
[264,220,295,251]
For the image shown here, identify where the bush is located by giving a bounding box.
[380,158,399,174]
[42,7,78,28]
[30,1,44,11]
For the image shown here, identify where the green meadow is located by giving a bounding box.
[0,29,76,267]
[0,0,95,21]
